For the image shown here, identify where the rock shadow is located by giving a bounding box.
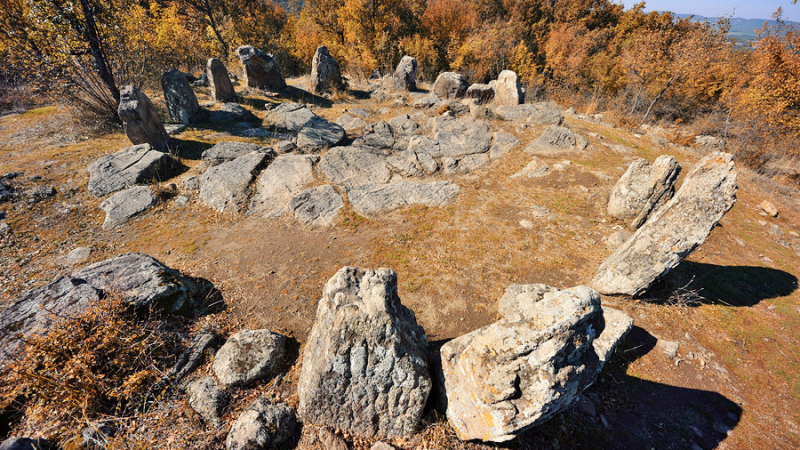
[644,260,798,307]
[168,138,215,161]
[282,86,334,108]
[423,327,742,450]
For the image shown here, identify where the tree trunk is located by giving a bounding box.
[641,76,676,125]
[77,0,120,105]
[204,0,229,57]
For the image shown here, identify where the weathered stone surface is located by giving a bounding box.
[490,132,520,160]
[236,45,287,91]
[168,328,220,383]
[759,200,779,217]
[297,119,346,150]
[199,152,269,213]
[55,246,93,267]
[370,443,395,450]
[188,376,228,426]
[311,45,344,94]
[593,307,633,374]
[298,267,432,439]
[441,286,602,442]
[202,142,271,166]
[0,438,54,450]
[161,69,202,125]
[607,156,681,229]
[357,121,395,149]
[212,329,289,387]
[226,399,297,450]
[346,181,460,217]
[0,182,13,201]
[386,149,422,177]
[525,126,589,155]
[510,158,551,179]
[289,184,344,227]
[466,84,495,105]
[388,114,419,136]
[118,85,170,151]
[336,114,368,137]
[431,116,492,158]
[605,229,633,248]
[495,104,563,126]
[413,94,439,109]
[319,429,348,450]
[445,154,491,174]
[249,155,317,217]
[592,152,738,296]
[393,56,418,91]
[433,72,468,99]
[263,102,317,131]
[319,147,391,187]
[99,185,157,230]
[494,70,522,106]
[496,284,558,321]
[88,144,175,197]
[207,58,236,103]
[209,103,257,123]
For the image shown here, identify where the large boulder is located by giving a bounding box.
[346,181,461,218]
[431,116,492,158]
[592,152,738,296]
[87,144,176,197]
[495,104,563,125]
[466,83,495,105]
[226,399,297,450]
[248,154,318,217]
[161,69,202,125]
[319,146,391,187]
[99,185,157,229]
[263,102,317,132]
[525,125,589,154]
[310,45,344,94]
[393,56,418,91]
[207,58,236,103]
[433,72,468,99]
[298,267,432,439]
[494,70,522,106]
[607,156,681,229]
[441,286,603,442]
[201,142,271,166]
[236,45,287,91]
[118,85,170,151]
[297,119,346,150]
[288,184,344,227]
[212,329,289,387]
[199,151,270,213]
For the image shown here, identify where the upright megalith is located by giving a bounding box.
[495,70,522,106]
[310,45,344,94]
[117,86,170,151]
[393,56,417,91]
[207,58,235,103]
[161,69,202,125]
[592,152,738,296]
[236,45,287,92]
[433,72,468,99]
[298,267,432,439]
[607,155,681,229]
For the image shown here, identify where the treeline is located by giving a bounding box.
[0,0,799,162]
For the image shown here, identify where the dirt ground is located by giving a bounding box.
[1,79,799,449]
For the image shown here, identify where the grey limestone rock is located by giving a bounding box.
[99,185,157,229]
[298,267,432,439]
[357,121,395,149]
[249,154,317,217]
[201,141,272,166]
[263,102,317,131]
[212,329,289,387]
[431,116,492,158]
[209,103,257,123]
[319,147,391,187]
[336,114,368,137]
[592,152,737,296]
[0,438,54,450]
[490,132,520,160]
[433,72,468,99]
[188,376,228,426]
[393,56,418,91]
[118,85,170,151]
[168,328,220,383]
[297,119,346,150]
[525,125,589,155]
[466,83,495,105]
[199,151,269,213]
[289,184,344,227]
[607,156,681,229]
[88,144,175,197]
[208,58,236,103]
[161,69,202,125]
[310,45,344,94]
[495,104,563,125]
[236,45,287,91]
[226,399,297,450]
[346,181,460,217]
[593,307,633,374]
[494,70,522,106]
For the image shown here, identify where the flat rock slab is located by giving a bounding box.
[346,181,460,217]
[607,155,681,229]
[87,144,175,197]
[297,119,346,150]
[99,185,156,229]
[495,104,563,125]
[208,103,257,123]
[289,184,344,227]
[249,155,318,217]
[319,147,391,187]
[431,116,492,158]
[490,132,520,159]
[298,267,432,439]
[199,152,269,213]
[263,102,317,131]
[212,329,289,387]
[592,152,738,296]
[336,114,368,137]
[525,125,589,155]
[201,142,271,166]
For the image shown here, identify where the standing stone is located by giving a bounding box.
[607,156,681,229]
[310,45,344,94]
[592,152,738,296]
[207,58,236,103]
[161,69,201,125]
[433,72,468,99]
[393,56,418,91]
[118,86,170,151]
[298,267,432,439]
[236,45,287,92]
[494,70,522,106]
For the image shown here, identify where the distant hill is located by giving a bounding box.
[672,13,798,42]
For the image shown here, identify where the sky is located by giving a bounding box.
[615,1,800,21]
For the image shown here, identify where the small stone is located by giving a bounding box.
[188,376,228,426]
[758,200,779,217]
[174,195,189,207]
[226,399,297,450]
[657,340,679,359]
[605,230,633,248]
[520,219,534,229]
[212,329,289,387]
[56,247,93,267]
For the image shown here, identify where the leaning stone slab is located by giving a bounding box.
[441,286,602,442]
[346,181,460,217]
[207,58,235,103]
[310,45,344,94]
[226,399,297,450]
[249,154,318,217]
[494,70,522,106]
[118,86,170,151]
[592,152,737,296]
[99,185,156,229]
[393,56,418,91]
[607,155,681,229]
[161,69,202,125]
[298,267,432,439]
[236,45,287,91]
[201,141,271,166]
[319,146,391,187]
[199,151,269,213]
[289,184,344,227]
[263,102,317,131]
[212,329,289,387]
[525,125,589,155]
[87,144,176,197]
